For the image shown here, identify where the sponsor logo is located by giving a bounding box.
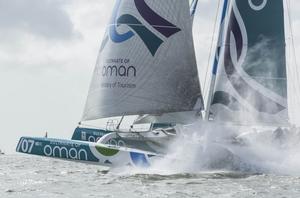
[87,136,101,143]
[102,65,136,77]
[17,138,88,161]
[248,0,267,11]
[43,145,88,161]
[103,0,181,56]
[99,58,137,79]
[212,0,285,114]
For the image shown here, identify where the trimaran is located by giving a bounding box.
[16,0,292,168]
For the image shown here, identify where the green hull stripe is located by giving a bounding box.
[95,145,119,156]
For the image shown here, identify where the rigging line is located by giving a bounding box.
[286,0,300,102]
[286,0,300,125]
[285,38,297,121]
[202,0,221,102]
[285,30,298,116]
[284,0,300,125]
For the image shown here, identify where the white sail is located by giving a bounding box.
[209,0,288,126]
[82,0,203,121]
[133,0,202,126]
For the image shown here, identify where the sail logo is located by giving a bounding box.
[102,0,181,56]
[214,0,286,114]
[248,0,267,11]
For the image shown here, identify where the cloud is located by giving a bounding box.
[0,0,77,40]
[0,0,114,72]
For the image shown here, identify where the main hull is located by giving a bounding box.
[16,137,160,168]
[71,127,112,142]
[71,123,176,143]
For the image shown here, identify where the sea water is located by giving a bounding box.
[1,155,300,198]
[2,123,300,197]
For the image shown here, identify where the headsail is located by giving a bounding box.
[82,0,203,121]
[209,0,288,126]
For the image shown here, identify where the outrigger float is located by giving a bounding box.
[16,137,160,167]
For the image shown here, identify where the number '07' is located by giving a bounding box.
[18,139,35,153]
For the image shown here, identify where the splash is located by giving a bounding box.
[162,122,300,175]
[110,122,300,176]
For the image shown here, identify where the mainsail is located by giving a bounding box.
[133,0,202,126]
[209,0,288,126]
[82,0,203,121]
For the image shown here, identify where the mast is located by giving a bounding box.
[204,0,230,120]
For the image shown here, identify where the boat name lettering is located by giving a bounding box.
[88,136,101,143]
[101,65,136,78]
[43,145,88,161]
[105,58,130,64]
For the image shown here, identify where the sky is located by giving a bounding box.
[1,0,300,153]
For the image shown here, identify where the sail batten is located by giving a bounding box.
[82,0,203,121]
[209,0,288,126]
